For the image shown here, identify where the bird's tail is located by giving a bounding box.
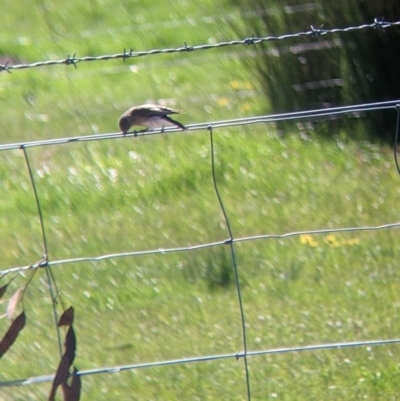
[163,116,186,130]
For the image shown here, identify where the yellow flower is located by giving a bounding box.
[218,97,230,107]
[324,234,341,247]
[299,234,318,247]
[230,81,240,89]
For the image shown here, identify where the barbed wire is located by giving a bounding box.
[0,40,343,88]
[1,18,399,74]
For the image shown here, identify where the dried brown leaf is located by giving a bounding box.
[0,283,9,299]
[7,288,24,321]
[64,326,76,364]
[49,325,78,401]
[61,381,71,400]
[48,351,72,401]
[0,311,26,357]
[58,307,74,327]
[68,367,81,401]
[60,367,81,401]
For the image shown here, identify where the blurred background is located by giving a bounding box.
[1,0,400,399]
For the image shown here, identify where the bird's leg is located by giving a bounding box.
[132,128,149,137]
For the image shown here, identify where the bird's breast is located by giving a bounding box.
[137,116,174,128]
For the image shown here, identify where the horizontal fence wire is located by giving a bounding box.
[2,222,400,278]
[0,18,399,73]
[0,99,399,152]
[2,338,400,387]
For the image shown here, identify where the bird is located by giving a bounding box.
[118,104,186,133]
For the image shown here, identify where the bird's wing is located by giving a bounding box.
[134,104,180,116]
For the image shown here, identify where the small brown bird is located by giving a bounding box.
[119,104,186,133]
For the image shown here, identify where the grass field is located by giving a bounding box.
[1,1,400,400]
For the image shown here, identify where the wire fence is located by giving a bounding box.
[1,18,399,73]
[1,99,400,398]
[1,17,400,401]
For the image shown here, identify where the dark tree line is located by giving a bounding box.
[230,0,400,142]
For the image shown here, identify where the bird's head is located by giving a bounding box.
[119,116,130,133]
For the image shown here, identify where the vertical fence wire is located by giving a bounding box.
[21,145,63,357]
[208,125,251,401]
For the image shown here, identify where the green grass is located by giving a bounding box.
[1,1,400,400]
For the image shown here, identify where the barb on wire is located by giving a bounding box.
[310,24,325,37]
[1,19,399,73]
[183,42,193,52]
[0,60,11,74]
[2,337,400,388]
[244,34,256,46]
[374,17,387,30]
[65,53,78,69]
[208,125,251,400]
[122,47,134,62]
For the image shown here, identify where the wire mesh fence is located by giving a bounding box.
[1,18,400,401]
